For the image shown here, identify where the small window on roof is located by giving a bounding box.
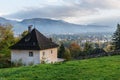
[29,52,33,57]
[25,35,31,42]
[33,42,36,45]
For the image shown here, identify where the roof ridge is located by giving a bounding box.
[33,28,41,49]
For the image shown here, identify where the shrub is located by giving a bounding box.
[63,48,71,61]
[91,48,106,55]
[28,62,34,66]
[12,59,23,67]
[41,56,48,64]
[0,58,11,68]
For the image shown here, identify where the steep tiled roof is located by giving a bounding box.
[10,28,58,50]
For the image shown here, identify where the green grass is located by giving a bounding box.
[0,56,120,80]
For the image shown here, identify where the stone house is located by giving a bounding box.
[10,27,59,65]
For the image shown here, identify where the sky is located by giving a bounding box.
[0,0,120,25]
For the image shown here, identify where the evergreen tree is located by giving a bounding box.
[113,24,120,50]
[58,43,65,58]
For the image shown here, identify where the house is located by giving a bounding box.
[10,26,59,65]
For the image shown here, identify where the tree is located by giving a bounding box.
[84,42,93,55]
[69,42,81,58]
[58,43,65,58]
[105,44,115,52]
[21,30,28,38]
[113,24,120,50]
[0,24,15,56]
[91,48,106,55]
[94,43,100,48]
[63,48,71,61]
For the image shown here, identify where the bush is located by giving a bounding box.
[41,56,48,64]
[12,59,23,67]
[63,48,71,61]
[0,57,11,68]
[91,48,106,55]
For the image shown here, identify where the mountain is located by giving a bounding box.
[0,17,18,25]
[0,17,115,35]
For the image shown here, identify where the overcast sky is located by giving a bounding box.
[0,0,120,25]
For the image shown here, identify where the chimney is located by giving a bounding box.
[28,25,33,33]
[49,38,52,42]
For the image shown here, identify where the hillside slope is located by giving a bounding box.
[0,56,120,80]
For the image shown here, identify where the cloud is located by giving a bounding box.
[5,0,98,19]
[6,5,97,19]
[4,0,120,25]
[6,5,80,19]
[65,0,120,9]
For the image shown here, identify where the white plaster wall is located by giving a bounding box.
[11,48,58,65]
[11,50,40,65]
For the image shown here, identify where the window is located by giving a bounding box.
[43,52,45,56]
[29,52,33,57]
[51,50,53,54]
[25,35,31,42]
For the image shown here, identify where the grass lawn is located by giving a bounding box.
[0,55,120,80]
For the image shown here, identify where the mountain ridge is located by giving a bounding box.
[0,17,114,35]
